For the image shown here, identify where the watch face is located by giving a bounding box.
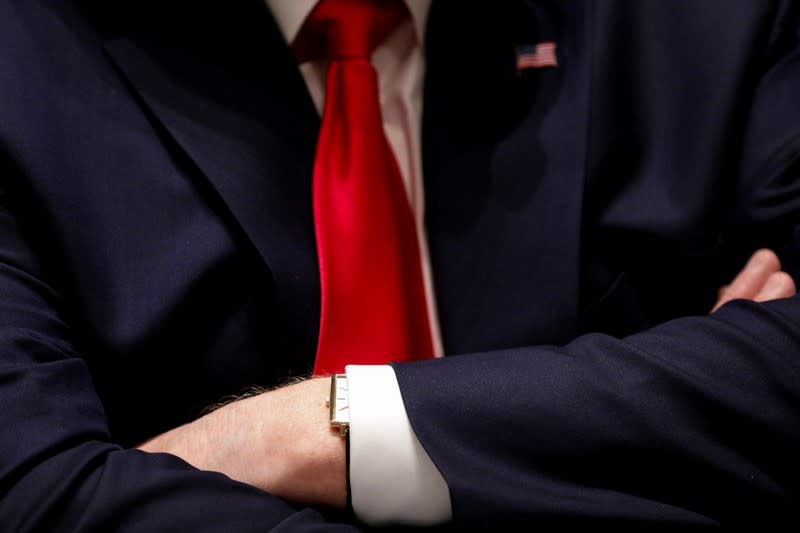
[330,374,350,431]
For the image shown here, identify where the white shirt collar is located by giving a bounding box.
[265,0,432,45]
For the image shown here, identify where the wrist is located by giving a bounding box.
[256,377,348,507]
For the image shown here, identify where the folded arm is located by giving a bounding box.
[0,185,357,532]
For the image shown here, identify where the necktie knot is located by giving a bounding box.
[295,0,407,61]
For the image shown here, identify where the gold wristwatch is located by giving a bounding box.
[327,373,350,436]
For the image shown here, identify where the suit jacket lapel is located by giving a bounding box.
[104,1,322,371]
[424,0,591,353]
[102,0,594,363]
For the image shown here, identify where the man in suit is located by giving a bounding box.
[0,0,798,531]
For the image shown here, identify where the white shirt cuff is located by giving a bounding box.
[345,364,452,526]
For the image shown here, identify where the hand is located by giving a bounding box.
[711,248,796,313]
[137,377,347,508]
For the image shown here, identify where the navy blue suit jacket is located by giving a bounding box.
[1,0,799,530]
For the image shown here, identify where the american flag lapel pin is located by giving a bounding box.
[515,41,559,74]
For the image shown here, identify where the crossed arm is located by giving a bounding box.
[138,248,797,512]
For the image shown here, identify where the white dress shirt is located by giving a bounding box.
[265,0,451,526]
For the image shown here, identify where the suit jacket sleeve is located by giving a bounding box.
[0,187,361,533]
[392,9,800,532]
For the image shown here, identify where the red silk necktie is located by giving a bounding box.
[296,0,435,375]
